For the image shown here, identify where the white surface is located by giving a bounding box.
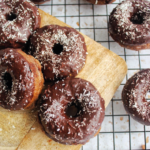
[39,0,150,149]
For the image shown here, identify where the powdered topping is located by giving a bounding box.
[109,0,150,46]
[95,0,98,4]
[122,69,150,125]
[39,78,105,145]
[0,0,40,49]
[29,25,87,80]
[0,48,35,110]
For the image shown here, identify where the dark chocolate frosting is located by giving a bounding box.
[122,69,150,126]
[39,78,105,145]
[0,0,40,49]
[29,25,87,80]
[0,48,35,110]
[31,0,50,4]
[87,0,115,4]
[109,0,150,47]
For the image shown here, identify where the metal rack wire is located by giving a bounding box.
[38,0,150,149]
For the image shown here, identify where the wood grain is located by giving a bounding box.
[0,107,37,150]
[0,9,127,150]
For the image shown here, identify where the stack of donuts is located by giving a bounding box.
[1,0,150,147]
[28,0,150,126]
[0,0,105,145]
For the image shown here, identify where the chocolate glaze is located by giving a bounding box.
[122,69,150,126]
[39,78,105,145]
[0,0,40,49]
[109,0,150,48]
[31,0,50,4]
[29,25,87,80]
[0,48,35,110]
[87,0,115,4]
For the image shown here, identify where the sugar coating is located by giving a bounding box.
[39,78,105,145]
[109,0,150,46]
[0,49,34,110]
[29,25,87,80]
[0,0,40,48]
[122,69,150,125]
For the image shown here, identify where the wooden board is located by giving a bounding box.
[0,9,127,150]
[0,107,37,150]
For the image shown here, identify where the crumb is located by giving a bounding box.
[109,121,112,124]
[127,119,129,122]
[142,145,145,149]
[84,22,88,26]
[146,136,149,143]
[120,117,123,121]
[76,22,79,26]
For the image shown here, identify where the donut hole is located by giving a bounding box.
[6,13,17,21]
[52,43,63,55]
[3,72,12,91]
[130,12,145,24]
[66,101,82,118]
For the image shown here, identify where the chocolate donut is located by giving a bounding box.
[122,69,150,125]
[109,0,150,51]
[0,0,40,49]
[29,25,87,80]
[87,0,115,5]
[31,0,50,4]
[39,78,105,145]
[0,48,44,110]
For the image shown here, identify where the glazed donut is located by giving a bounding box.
[39,78,105,145]
[122,69,150,125]
[87,0,115,5]
[109,0,150,51]
[31,0,50,4]
[0,48,44,110]
[0,0,40,49]
[29,25,87,80]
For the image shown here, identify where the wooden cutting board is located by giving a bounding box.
[0,9,127,150]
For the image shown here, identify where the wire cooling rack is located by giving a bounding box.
[38,0,150,149]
